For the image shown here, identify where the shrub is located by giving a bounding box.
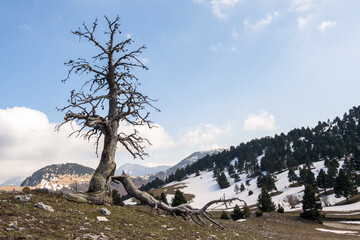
[171,190,187,207]
[231,205,243,221]
[242,205,251,218]
[221,211,230,220]
[256,210,263,217]
[277,204,284,213]
[248,190,253,196]
[284,194,301,208]
[22,187,31,194]
[112,189,124,206]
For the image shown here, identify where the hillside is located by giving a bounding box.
[147,149,223,181]
[142,106,360,194]
[115,163,171,177]
[20,163,95,192]
[1,189,359,239]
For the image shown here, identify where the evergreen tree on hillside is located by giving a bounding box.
[342,158,358,184]
[228,164,235,175]
[316,169,328,193]
[257,172,277,192]
[233,173,241,182]
[240,183,245,192]
[334,169,358,203]
[217,172,230,189]
[257,187,276,212]
[287,167,298,185]
[171,189,187,207]
[300,184,323,223]
[231,205,243,221]
[234,184,240,194]
[213,168,219,179]
[160,192,169,205]
[112,189,124,206]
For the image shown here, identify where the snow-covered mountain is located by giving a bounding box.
[134,160,360,213]
[115,163,171,177]
[0,176,26,187]
[148,149,224,181]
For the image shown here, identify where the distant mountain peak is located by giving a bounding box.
[115,163,172,177]
[21,163,95,187]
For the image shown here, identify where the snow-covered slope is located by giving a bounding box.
[148,149,224,181]
[160,160,360,212]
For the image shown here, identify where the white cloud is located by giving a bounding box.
[211,0,241,18]
[289,0,315,12]
[318,20,337,33]
[179,123,231,147]
[243,12,279,31]
[242,110,277,131]
[118,121,175,150]
[126,34,131,39]
[0,107,99,183]
[232,27,239,38]
[297,15,312,30]
[0,107,175,183]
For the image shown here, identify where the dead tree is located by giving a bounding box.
[57,16,158,204]
[112,173,247,229]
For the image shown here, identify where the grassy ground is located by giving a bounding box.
[0,190,359,240]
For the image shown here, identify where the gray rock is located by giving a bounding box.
[35,202,54,212]
[96,216,109,222]
[14,194,33,202]
[99,208,111,216]
[81,232,108,240]
[8,221,19,230]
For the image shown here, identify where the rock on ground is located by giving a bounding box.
[35,202,54,212]
[14,194,33,202]
[100,208,111,216]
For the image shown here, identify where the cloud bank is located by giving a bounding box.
[242,111,277,131]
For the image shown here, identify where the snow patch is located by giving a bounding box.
[316,228,358,234]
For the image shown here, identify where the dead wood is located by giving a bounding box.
[112,174,247,229]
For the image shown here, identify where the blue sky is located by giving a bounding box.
[1,0,360,182]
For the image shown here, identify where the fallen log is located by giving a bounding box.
[112,173,247,229]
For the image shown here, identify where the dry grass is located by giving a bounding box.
[0,190,359,240]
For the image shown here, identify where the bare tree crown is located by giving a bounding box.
[57,16,158,159]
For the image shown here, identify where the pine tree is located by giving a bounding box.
[240,183,245,192]
[242,205,251,218]
[316,169,328,193]
[343,158,358,184]
[234,184,240,194]
[217,172,230,189]
[257,187,275,212]
[231,205,243,221]
[257,172,277,192]
[288,167,298,185]
[171,189,187,207]
[112,189,124,206]
[213,168,219,178]
[233,173,241,182]
[228,164,235,175]
[160,192,169,205]
[300,184,323,223]
[221,211,230,220]
[334,169,358,203]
